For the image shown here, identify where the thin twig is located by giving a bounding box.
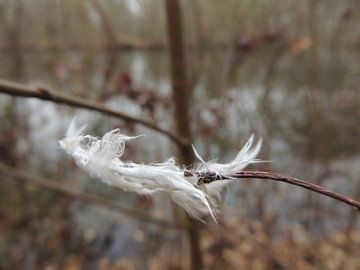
[0,79,187,146]
[185,170,360,211]
[0,162,184,229]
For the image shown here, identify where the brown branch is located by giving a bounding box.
[185,170,360,211]
[0,79,187,146]
[0,162,184,230]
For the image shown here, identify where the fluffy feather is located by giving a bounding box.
[193,135,262,175]
[60,119,262,222]
[193,136,263,210]
[59,119,216,221]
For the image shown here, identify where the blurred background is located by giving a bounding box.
[0,0,359,269]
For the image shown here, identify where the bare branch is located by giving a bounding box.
[0,162,184,229]
[185,170,360,211]
[0,78,187,146]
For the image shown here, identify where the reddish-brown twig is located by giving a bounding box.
[185,170,360,211]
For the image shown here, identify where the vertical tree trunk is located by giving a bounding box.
[307,0,320,93]
[45,0,59,49]
[165,0,193,164]
[91,0,118,94]
[8,0,24,79]
[164,0,203,269]
[305,0,323,235]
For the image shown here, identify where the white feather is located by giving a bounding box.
[60,119,263,222]
[59,119,216,222]
[192,135,263,210]
[193,135,262,175]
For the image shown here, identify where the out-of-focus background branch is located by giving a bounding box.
[0,0,359,269]
[0,79,186,145]
[0,162,183,230]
